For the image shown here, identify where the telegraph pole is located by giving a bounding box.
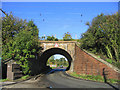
[0,9,8,16]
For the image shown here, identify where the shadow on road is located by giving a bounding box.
[47,68,66,75]
[103,68,119,90]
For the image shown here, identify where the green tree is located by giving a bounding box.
[2,30,40,75]
[41,36,46,40]
[27,20,39,39]
[2,12,27,45]
[63,32,73,41]
[48,56,55,64]
[2,13,40,74]
[79,12,120,63]
[46,35,58,41]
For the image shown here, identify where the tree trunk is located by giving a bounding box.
[105,45,113,59]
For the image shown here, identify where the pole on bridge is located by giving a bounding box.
[0,9,8,16]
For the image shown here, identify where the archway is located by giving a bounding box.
[47,54,69,70]
[40,48,72,71]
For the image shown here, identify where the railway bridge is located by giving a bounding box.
[38,41,120,80]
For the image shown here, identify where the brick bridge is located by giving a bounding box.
[39,41,120,80]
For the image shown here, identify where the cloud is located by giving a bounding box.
[54,54,67,60]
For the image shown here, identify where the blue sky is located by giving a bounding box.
[1,1,118,60]
[2,2,118,39]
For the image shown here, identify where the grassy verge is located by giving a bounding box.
[20,75,30,80]
[51,67,57,69]
[0,75,30,82]
[68,72,119,84]
[0,79,9,82]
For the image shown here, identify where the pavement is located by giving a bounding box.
[0,75,47,89]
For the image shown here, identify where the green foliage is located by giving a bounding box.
[2,13,40,75]
[27,20,39,39]
[48,56,55,64]
[107,79,120,84]
[59,57,67,65]
[51,67,57,69]
[69,72,119,83]
[2,12,27,45]
[0,79,9,82]
[63,32,73,41]
[46,35,58,41]
[21,75,29,80]
[105,59,113,64]
[40,35,58,41]
[40,36,46,40]
[114,62,120,69]
[79,12,120,65]
[97,56,100,58]
[47,55,69,67]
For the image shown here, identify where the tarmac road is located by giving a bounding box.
[1,69,120,90]
[41,69,119,89]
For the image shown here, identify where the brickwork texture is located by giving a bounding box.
[74,45,120,80]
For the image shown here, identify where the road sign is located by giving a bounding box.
[54,43,59,47]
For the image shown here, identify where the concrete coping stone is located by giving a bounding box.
[39,41,77,43]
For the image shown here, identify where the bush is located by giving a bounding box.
[114,62,120,69]
[105,59,113,64]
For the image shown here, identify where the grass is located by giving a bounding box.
[0,79,9,82]
[51,67,57,69]
[107,79,120,84]
[0,75,30,82]
[20,75,30,80]
[68,72,119,84]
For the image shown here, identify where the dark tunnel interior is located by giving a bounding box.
[40,48,72,71]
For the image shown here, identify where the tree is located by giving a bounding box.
[27,20,39,39]
[48,56,55,64]
[15,31,39,74]
[2,13,41,74]
[63,32,73,41]
[41,36,46,40]
[2,12,27,45]
[46,35,58,41]
[79,12,120,63]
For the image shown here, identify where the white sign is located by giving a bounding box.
[54,43,59,47]
[50,64,57,67]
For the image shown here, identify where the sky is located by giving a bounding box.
[2,2,118,39]
[53,54,67,60]
[1,1,119,60]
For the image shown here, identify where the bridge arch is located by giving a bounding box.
[40,48,72,70]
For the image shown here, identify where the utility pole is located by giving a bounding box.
[0,9,8,16]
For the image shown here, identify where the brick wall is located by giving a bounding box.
[74,45,120,80]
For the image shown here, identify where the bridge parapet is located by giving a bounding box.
[39,41,77,58]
